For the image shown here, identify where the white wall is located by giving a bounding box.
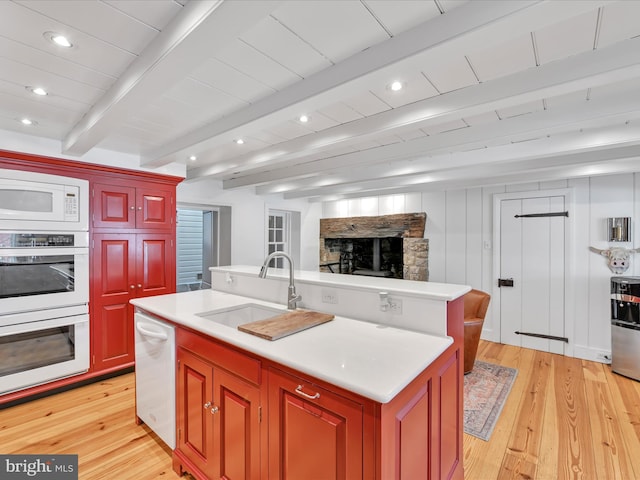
[322,173,640,361]
[6,128,636,360]
[0,128,186,177]
[177,179,321,271]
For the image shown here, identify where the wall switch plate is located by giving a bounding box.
[321,288,338,304]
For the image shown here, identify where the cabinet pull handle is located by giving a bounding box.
[204,402,212,409]
[295,385,320,400]
[210,406,219,414]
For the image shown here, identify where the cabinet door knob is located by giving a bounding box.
[130,206,135,210]
[138,206,142,210]
[295,385,320,400]
[204,402,212,409]
[137,284,142,288]
[210,406,219,414]
[130,285,135,289]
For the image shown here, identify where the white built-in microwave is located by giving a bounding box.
[0,169,88,231]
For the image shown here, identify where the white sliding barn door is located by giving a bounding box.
[495,192,569,355]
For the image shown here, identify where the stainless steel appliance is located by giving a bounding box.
[0,170,89,395]
[611,276,640,381]
[134,311,176,448]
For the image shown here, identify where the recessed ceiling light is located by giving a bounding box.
[54,36,71,47]
[389,81,403,92]
[299,115,309,123]
[26,86,48,96]
[189,155,197,161]
[44,31,73,48]
[20,118,36,126]
[235,138,244,145]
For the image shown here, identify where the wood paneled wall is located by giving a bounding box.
[322,173,640,363]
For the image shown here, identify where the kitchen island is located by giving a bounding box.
[131,272,467,480]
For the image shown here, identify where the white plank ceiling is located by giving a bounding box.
[2,0,640,201]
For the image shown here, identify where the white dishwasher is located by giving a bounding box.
[134,311,176,449]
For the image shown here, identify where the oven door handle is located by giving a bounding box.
[135,322,168,341]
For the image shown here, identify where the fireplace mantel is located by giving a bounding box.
[319,212,426,239]
[319,213,429,281]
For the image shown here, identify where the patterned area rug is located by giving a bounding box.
[464,361,518,441]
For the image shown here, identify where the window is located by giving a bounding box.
[267,210,290,268]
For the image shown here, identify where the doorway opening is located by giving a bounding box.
[176,205,231,292]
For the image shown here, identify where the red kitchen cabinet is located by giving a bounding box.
[90,173,178,376]
[174,331,262,480]
[375,347,462,480]
[373,296,464,480]
[170,296,465,480]
[214,367,261,479]
[267,367,365,480]
[0,150,181,404]
[137,234,175,297]
[93,182,174,230]
[91,233,174,372]
[175,348,215,477]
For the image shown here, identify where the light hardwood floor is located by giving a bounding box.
[0,375,180,479]
[466,340,640,480]
[1,340,639,479]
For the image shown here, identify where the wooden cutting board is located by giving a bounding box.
[238,309,334,341]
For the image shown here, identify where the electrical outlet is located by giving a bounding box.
[595,351,611,363]
[389,298,403,314]
[321,288,338,304]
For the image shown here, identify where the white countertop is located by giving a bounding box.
[131,289,453,403]
[211,265,470,301]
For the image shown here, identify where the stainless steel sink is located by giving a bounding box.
[195,303,284,328]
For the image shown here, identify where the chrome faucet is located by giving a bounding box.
[259,252,302,310]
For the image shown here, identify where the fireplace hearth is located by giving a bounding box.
[319,213,429,281]
[324,237,403,277]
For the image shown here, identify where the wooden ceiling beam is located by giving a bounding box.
[291,144,640,202]
[62,0,282,156]
[154,0,550,169]
[223,39,640,191]
[184,0,610,180]
[251,88,640,194]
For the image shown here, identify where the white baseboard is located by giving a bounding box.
[480,327,499,343]
[479,331,610,364]
[573,344,612,364]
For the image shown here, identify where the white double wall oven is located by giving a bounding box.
[0,169,90,395]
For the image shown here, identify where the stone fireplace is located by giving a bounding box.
[319,213,429,281]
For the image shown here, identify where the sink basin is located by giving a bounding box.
[195,303,285,328]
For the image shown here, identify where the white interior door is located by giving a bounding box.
[496,193,568,354]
